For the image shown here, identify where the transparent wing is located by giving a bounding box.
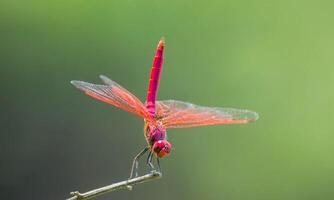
[71,75,151,120]
[156,100,259,128]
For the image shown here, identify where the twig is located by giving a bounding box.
[67,171,162,200]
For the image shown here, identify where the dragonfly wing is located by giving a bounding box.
[71,76,151,119]
[156,100,259,128]
[99,75,116,86]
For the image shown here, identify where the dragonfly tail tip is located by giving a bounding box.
[159,37,165,46]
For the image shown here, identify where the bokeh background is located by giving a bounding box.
[1,1,333,200]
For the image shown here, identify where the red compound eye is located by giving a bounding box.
[153,140,172,158]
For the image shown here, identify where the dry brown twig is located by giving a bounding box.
[67,171,162,200]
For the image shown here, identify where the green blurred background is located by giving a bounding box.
[1,1,333,200]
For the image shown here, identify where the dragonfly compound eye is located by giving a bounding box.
[153,140,172,158]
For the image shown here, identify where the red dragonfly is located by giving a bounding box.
[71,38,258,178]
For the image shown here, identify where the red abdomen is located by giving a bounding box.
[146,39,165,117]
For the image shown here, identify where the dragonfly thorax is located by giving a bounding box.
[144,121,171,158]
[145,121,166,145]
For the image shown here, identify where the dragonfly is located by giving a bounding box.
[71,38,259,178]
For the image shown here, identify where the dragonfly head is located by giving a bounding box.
[153,140,172,158]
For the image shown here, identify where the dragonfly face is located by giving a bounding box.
[153,140,172,158]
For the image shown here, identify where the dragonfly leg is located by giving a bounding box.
[156,157,162,174]
[129,147,149,179]
[146,151,154,171]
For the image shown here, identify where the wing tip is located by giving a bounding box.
[99,74,106,79]
[99,74,115,86]
[70,80,92,91]
[246,110,259,122]
[70,80,80,87]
